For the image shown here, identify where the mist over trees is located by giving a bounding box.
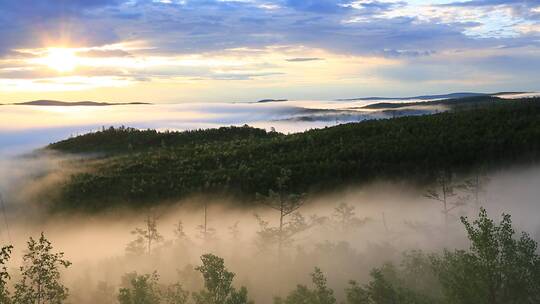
[127,213,164,256]
[256,168,308,259]
[4,207,538,303]
[2,161,540,304]
[45,97,540,212]
[3,97,540,303]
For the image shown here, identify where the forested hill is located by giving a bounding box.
[48,125,280,155]
[48,98,540,212]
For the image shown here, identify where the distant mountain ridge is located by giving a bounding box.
[10,100,151,106]
[337,92,489,101]
[359,95,502,110]
[257,99,288,103]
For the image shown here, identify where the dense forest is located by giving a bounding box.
[47,97,540,211]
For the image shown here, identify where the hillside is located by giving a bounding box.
[48,125,279,155]
[47,97,540,211]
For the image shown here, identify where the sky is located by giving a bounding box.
[0,0,539,103]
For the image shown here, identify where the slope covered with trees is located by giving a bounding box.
[47,97,540,211]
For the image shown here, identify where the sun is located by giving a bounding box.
[44,48,79,72]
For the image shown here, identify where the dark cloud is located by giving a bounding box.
[0,0,124,20]
[0,0,536,58]
[211,72,286,80]
[381,49,436,58]
[111,1,488,58]
[79,49,132,58]
[0,0,124,55]
[286,57,324,62]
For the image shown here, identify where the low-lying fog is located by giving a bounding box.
[2,97,540,303]
[1,150,540,303]
[0,99,434,156]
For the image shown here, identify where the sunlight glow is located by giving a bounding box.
[43,48,79,72]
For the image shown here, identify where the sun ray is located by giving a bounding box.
[42,48,79,72]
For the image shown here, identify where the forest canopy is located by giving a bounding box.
[47,97,540,211]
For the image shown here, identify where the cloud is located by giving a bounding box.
[286,57,324,62]
[284,0,352,13]
[0,0,123,55]
[440,0,539,7]
[0,0,535,57]
[439,0,540,24]
[0,0,539,98]
[79,49,133,58]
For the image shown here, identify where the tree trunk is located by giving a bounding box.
[278,206,284,262]
[204,202,208,242]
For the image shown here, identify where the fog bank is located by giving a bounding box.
[1,155,540,303]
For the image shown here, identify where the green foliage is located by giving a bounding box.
[0,245,13,304]
[226,287,252,304]
[432,208,540,304]
[118,272,162,304]
[49,125,278,155]
[345,259,439,304]
[275,268,336,304]
[12,233,72,304]
[161,283,189,304]
[345,281,369,304]
[348,208,540,304]
[48,98,540,211]
[118,272,189,304]
[193,254,252,304]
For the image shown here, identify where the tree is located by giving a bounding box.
[193,254,252,304]
[196,201,216,243]
[161,283,189,304]
[459,171,489,209]
[432,208,540,304]
[344,208,540,304]
[345,281,369,304]
[173,220,187,241]
[13,233,71,304]
[118,272,189,304]
[127,213,164,256]
[333,203,370,233]
[228,222,241,241]
[53,99,540,212]
[118,272,161,304]
[274,268,336,304]
[254,212,311,254]
[257,169,306,260]
[173,220,192,246]
[1,245,13,304]
[424,171,464,228]
[344,265,433,304]
[343,249,443,304]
